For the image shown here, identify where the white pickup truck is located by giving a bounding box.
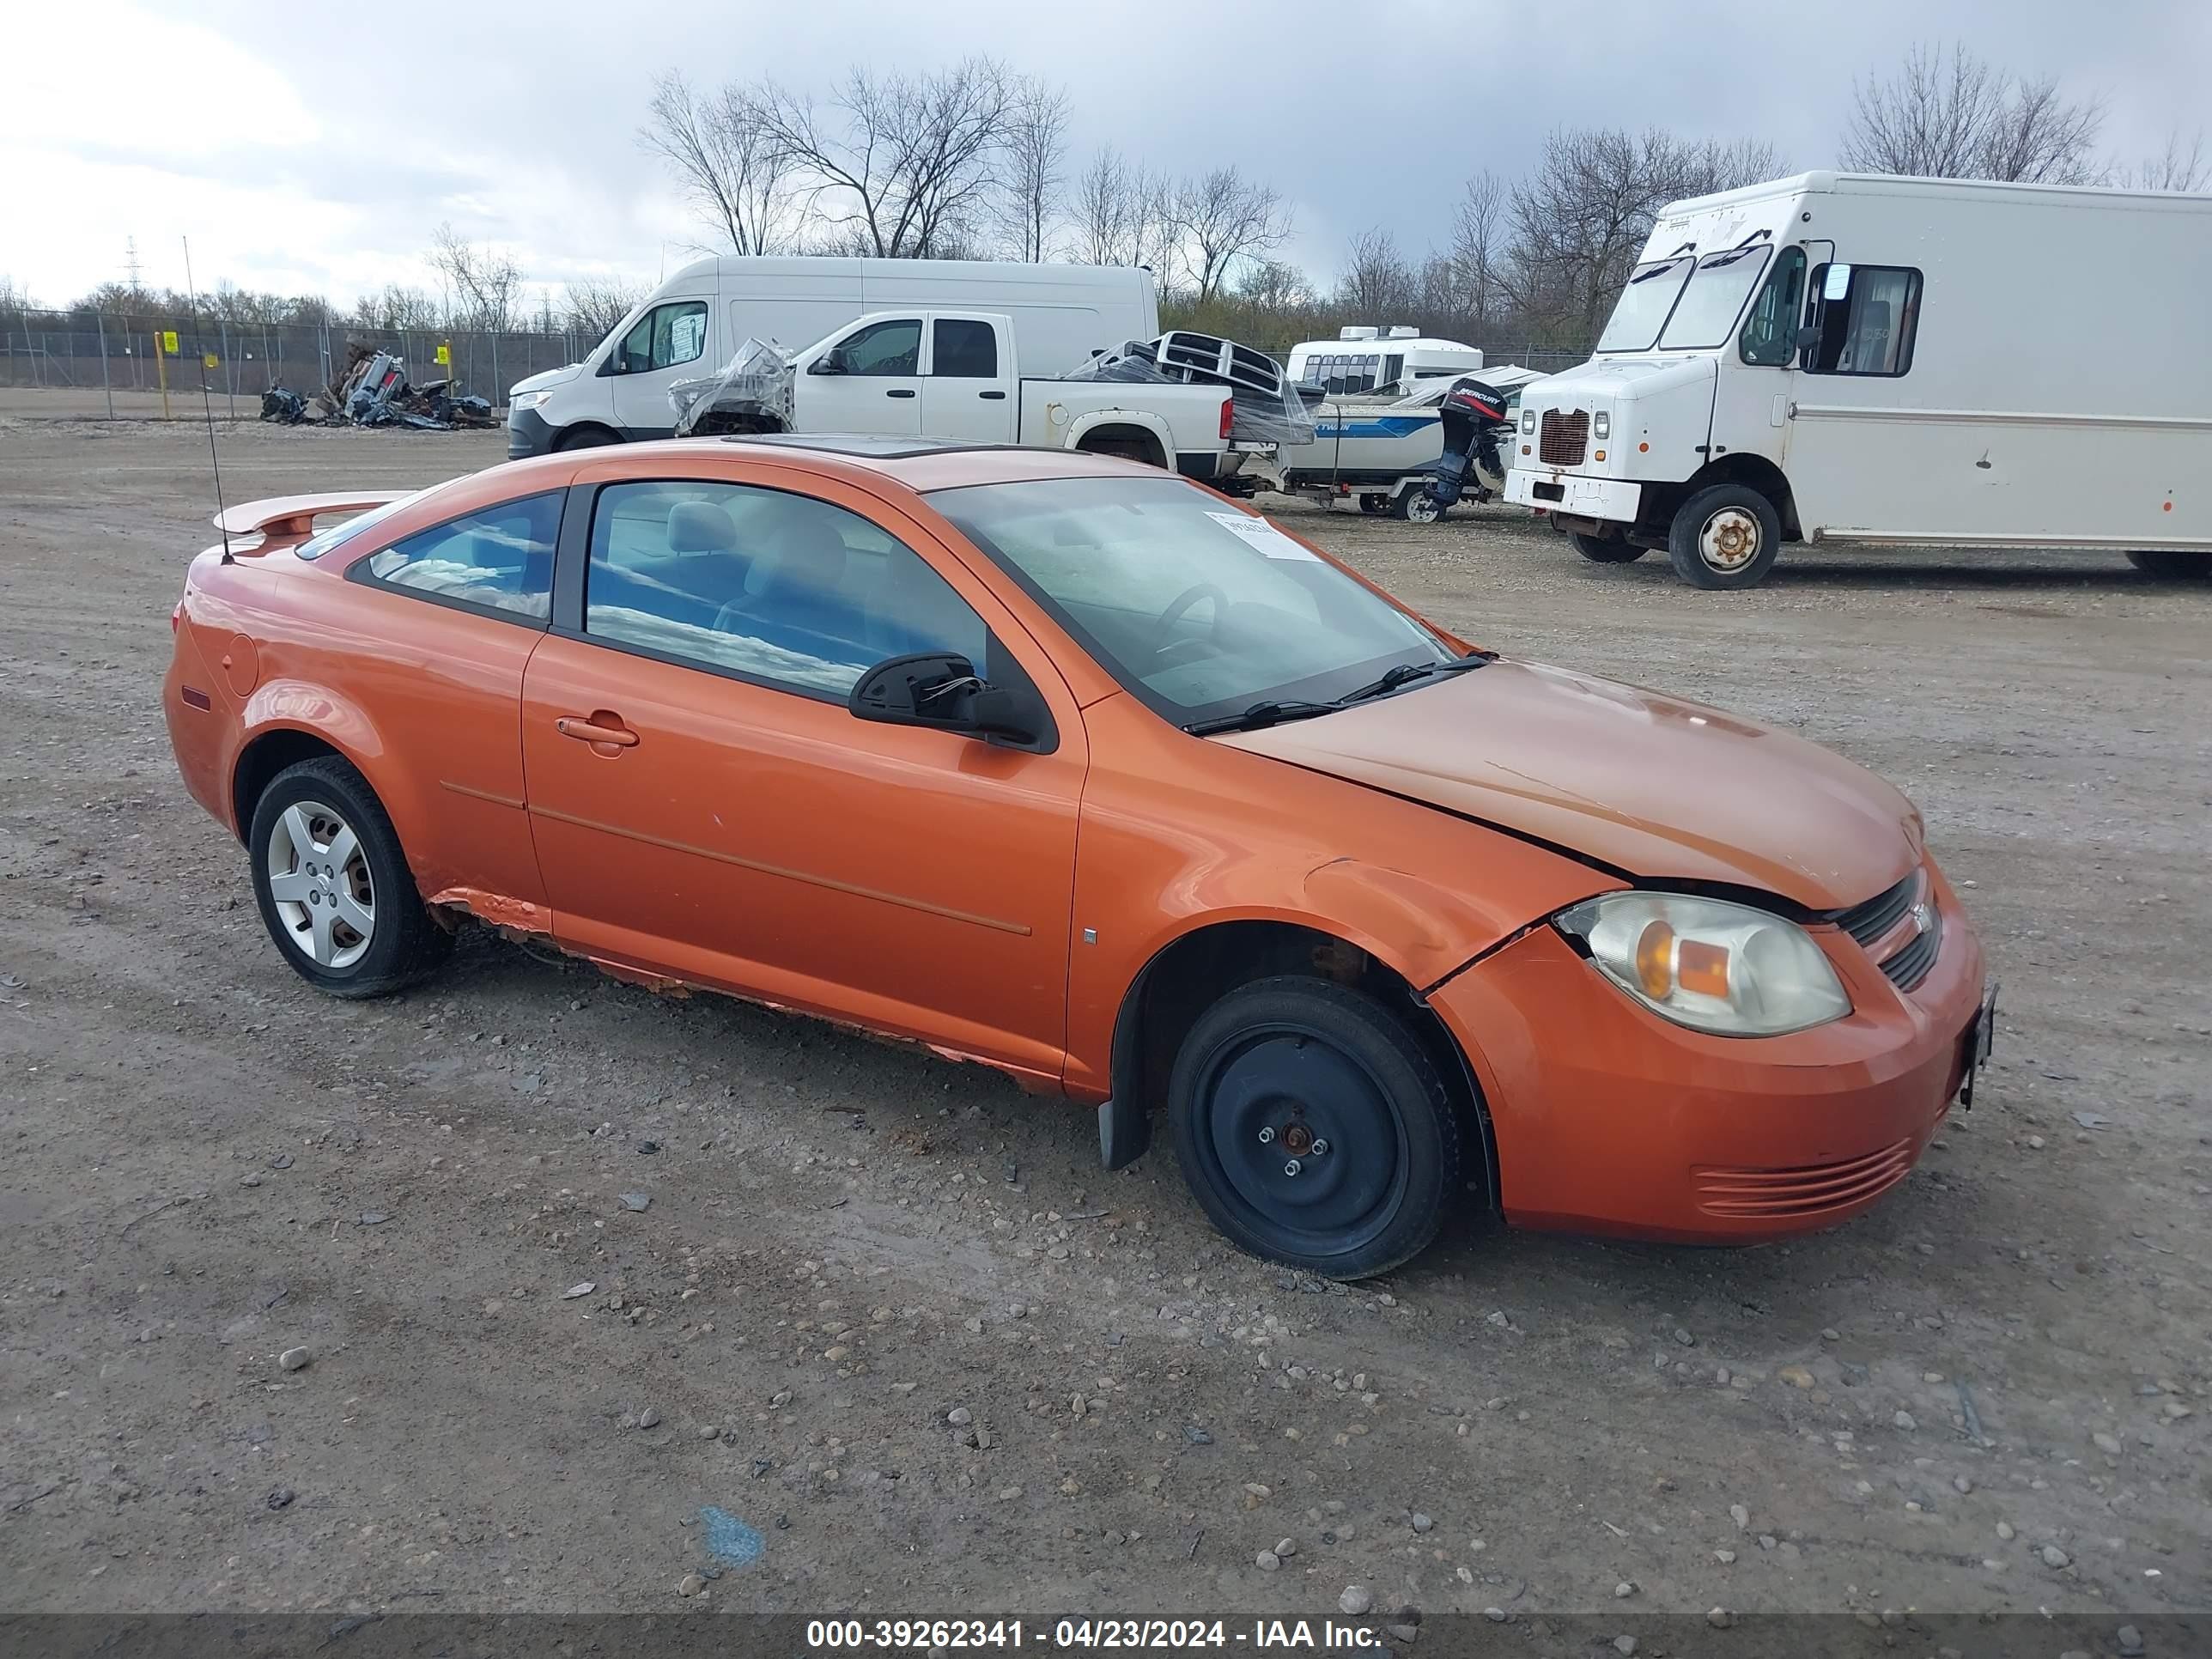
[680,310,1277,495]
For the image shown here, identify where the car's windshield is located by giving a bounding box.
[1658,244,1775,350]
[931,476,1455,729]
[1595,256,1694,353]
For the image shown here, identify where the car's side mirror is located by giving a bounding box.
[848,653,1048,747]
[1793,323,1821,353]
[809,352,847,375]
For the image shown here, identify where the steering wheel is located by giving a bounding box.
[1151,583,1228,665]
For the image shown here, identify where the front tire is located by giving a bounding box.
[248,757,450,999]
[1572,531,1647,564]
[554,424,620,453]
[2126,549,2209,579]
[1667,483,1782,589]
[1167,977,1462,1279]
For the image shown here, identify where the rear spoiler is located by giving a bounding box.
[215,490,409,547]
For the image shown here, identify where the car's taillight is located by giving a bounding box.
[171,600,183,634]
[1219,397,1234,442]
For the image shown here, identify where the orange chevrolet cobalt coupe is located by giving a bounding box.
[165,437,1993,1277]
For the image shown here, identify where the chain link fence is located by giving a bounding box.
[0,309,593,413]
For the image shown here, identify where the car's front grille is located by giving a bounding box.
[1830,868,1940,993]
[1881,904,1941,991]
[1835,872,1917,947]
[1538,408,1589,467]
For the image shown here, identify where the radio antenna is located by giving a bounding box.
[181,236,234,564]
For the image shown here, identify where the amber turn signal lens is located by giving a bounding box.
[1635,920,1674,998]
[1677,939,1730,998]
[1638,441,1650,453]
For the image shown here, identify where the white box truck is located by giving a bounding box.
[1502,173,2212,587]
[507,256,1158,458]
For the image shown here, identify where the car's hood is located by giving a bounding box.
[508,362,582,397]
[1522,355,1716,404]
[1218,660,1917,911]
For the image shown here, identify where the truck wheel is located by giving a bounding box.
[554,425,620,452]
[1358,494,1388,515]
[1667,484,1781,590]
[1167,976,1462,1279]
[1393,488,1444,524]
[1572,531,1647,564]
[2126,549,2209,580]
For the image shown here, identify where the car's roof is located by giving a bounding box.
[548,435,1164,496]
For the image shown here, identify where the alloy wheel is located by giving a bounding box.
[264,799,375,969]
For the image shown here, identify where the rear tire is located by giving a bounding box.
[1078,436,1164,469]
[247,757,450,1000]
[1572,531,1647,564]
[2126,549,2209,579]
[1667,483,1782,590]
[1167,976,1461,1279]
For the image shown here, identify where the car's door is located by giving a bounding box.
[798,317,924,437]
[603,296,713,437]
[320,490,563,915]
[918,313,1015,441]
[519,466,1086,1079]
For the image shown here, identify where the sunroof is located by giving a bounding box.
[720,434,1009,459]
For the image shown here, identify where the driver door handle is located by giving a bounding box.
[556,714,639,748]
[978,390,1006,400]
[886,387,916,398]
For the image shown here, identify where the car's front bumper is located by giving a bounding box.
[1504,467,1641,524]
[1429,865,1986,1243]
[507,406,556,459]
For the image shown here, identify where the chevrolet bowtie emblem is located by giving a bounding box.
[1909,902,1934,935]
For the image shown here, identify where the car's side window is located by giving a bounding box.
[830,319,921,376]
[582,481,988,698]
[932,319,998,378]
[355,492,560,622]
[614,301,708,375]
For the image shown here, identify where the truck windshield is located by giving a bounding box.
[1659,245,1775,350]
[1595,257,1693,352]
[931,475,1456,730]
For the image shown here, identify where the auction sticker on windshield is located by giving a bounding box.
[1205,510,1318,561]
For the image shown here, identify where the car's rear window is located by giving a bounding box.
[295,495,417,561]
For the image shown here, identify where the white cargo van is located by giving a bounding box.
[507,257,1158,459]
[1503,173,2212,587]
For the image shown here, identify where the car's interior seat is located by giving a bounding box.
[714,508,869,670]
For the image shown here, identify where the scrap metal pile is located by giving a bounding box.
[260,343,496,431]
[1062,331,1319,447]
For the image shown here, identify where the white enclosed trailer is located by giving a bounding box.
[1502,172,2212,587]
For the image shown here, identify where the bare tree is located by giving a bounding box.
[564,276,649,342]
[1841,43,2105,183]
[1449,169,1505,332]
[641,71,792,255]
[1336,227,1414,318]
[1171,167,1292,303]
[996,80,1069,261]
[349,284,441,332]
[1238,259,1311,312]
[747,58,1018,258]
[1069,147,1178,276]
[1503,127,1780,344]
[2130,127,2209,191]
[428,224,525,331]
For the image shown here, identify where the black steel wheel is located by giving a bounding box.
[1167,976,1461,1279]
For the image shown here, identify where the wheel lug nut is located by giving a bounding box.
[1311,1139,1329,1156]
[1283,1159,1301,1177]
[1257,1127,1274,1145]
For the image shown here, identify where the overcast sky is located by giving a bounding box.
[3,0,2205,310]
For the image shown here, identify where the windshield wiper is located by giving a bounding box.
[1183,700,1341,737]
[1334,653,1490,707]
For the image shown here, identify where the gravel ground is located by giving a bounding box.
[2,418,2206,1637]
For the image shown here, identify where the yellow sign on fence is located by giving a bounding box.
[203,352,220,370]
[160,331,179,355]
[435,343,452,367]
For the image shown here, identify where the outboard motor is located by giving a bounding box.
[1431,379,1514,509]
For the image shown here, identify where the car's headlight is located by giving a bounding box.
[1555,892,1850,1036]
[510,388,552,412]
[1592,410,1611,440]
[1520,410,1537,434]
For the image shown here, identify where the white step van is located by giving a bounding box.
[1502,173,2212,587]
[508,257,1158,459]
